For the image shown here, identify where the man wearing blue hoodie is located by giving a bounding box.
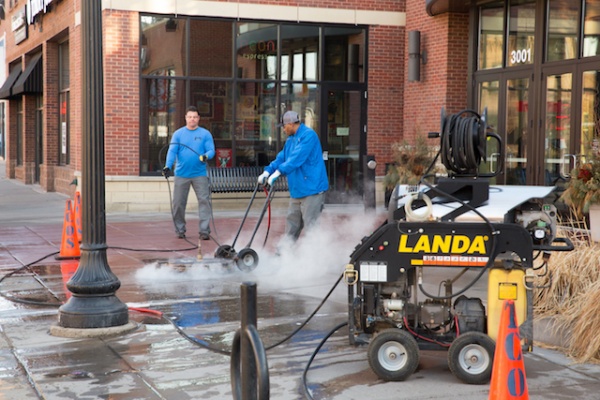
[163,106,215,240]
[258,110,329,242]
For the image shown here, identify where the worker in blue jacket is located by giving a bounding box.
[163,106,215,240]
[258,110,329,243]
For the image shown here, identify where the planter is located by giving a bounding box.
[589,203,600,242]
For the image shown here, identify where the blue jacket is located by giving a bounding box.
[165,126,215,178]
[265,124,329,199]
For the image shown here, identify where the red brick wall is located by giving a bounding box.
[103,10,140,176]
[403,0,469,144]
[2,0,432,189]
[367,25,405,176]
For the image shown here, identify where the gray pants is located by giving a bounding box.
[284,192,325,241]
[172,176,211,235]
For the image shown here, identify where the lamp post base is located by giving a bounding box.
[57,294,129,329]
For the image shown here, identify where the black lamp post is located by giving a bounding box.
[56,0,128,328]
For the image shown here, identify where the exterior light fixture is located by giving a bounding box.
[408,31,427,82]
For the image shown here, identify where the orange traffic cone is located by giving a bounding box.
[73,191,82,243]
[55,199,81,260]
[489,299,529,400]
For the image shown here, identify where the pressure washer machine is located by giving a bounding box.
[343,109,573,384]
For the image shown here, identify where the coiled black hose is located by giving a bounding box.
[440,109,487,176]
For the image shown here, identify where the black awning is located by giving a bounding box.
[12,53,42,95]
[0,64,22,100]
[426,0,471,16]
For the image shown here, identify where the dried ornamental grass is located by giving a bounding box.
[533,232,600,363]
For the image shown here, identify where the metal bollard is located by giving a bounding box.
[230,282,269,400]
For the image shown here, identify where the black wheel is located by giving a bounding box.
[236,248,259,272]
[214,244,235,259]
[367,329,419,381]
[448,331,495,384]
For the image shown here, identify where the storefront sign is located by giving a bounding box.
[241,40,275,60]
[12,6,27,45]
[28,0,54,25]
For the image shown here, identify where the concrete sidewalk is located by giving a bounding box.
[2,162,600,399]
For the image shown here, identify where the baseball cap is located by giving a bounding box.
[277,110,300,127]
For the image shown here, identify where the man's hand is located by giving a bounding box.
[258,171,270,185]
[199,155,208,163]
[267,170,281,186]
[162,167,172,179]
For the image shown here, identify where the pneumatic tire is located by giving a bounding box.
[448,331,495,384]
[367,329,419,381]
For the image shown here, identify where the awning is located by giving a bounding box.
[426,0,471,16]
[12,53,42,95]
[0,64,22,100]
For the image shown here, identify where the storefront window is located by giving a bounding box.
[190,19,233,78]
[233,81,279,166]
[140,15,365,173]
[140,16,187,76]
[508,0,536,67]
[59,41,69,166]
[280,82,320,134]
[191,80,235,167]
[236,23,277,80]
[583,0,600,57]
[141,74,179,173]
[281,25,319,81]
[324,27,365,81]
[479,3,504,70]
[547,0,579,61]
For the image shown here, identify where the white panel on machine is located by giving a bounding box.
[360,262,388,282]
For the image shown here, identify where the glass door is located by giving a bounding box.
[476,72,531,184]
[505,75,530,184]
[321,84,365,203]
[543,72,573,185]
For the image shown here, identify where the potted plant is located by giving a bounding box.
[560,152,600,241]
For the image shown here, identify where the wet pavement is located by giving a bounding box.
[2,161,600,399]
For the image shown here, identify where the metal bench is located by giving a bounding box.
[208,166,288,193]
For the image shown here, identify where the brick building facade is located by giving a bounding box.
[0,0,472,211]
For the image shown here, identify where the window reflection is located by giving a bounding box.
[478,81,500,178]
[479,3,504,70]
[325,27,365,81]
[547,0,579,61]
[584,0,600,57]
[281,25,319,81]
[506,78,529,184]
[190,20,233,78]
[236,23,277,80]
[141,75,180,173]
[140,16,365,173]
[140,16,187,76]
[581,71,600,157]
[508,0,535,67]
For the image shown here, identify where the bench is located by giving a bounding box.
[207,166,288,193]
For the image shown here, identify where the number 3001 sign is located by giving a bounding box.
[510,48,532,64]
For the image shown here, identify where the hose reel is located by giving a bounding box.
[436,108,503,178]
